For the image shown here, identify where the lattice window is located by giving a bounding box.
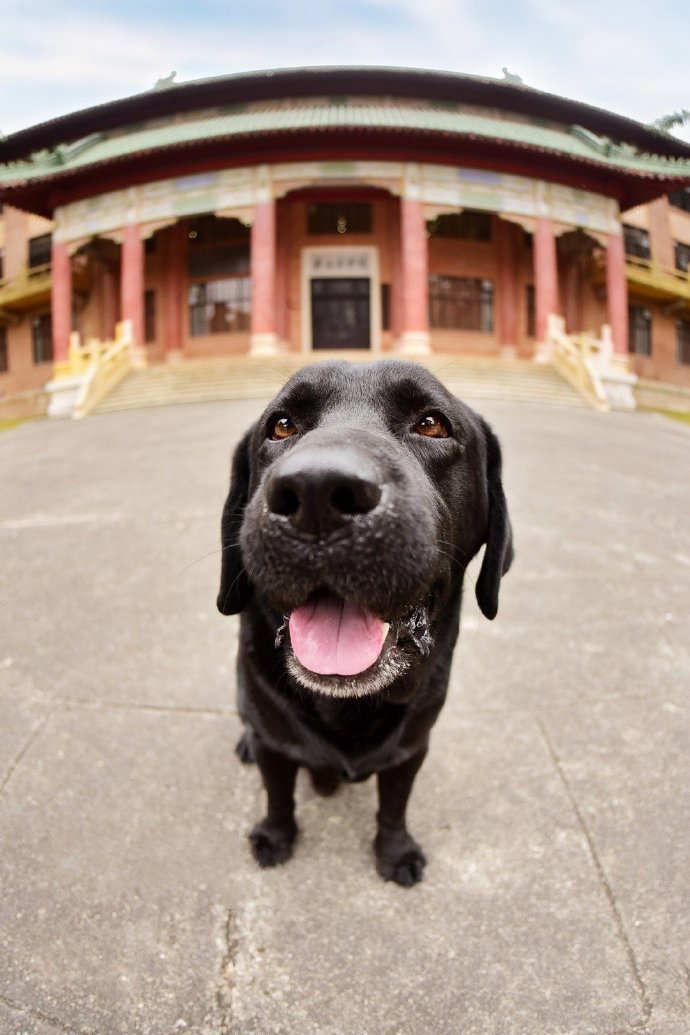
[429,276,494,331]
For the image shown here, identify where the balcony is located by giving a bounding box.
[590,252,690,306]
[0,263,53,312]
[623,255,690,304]
[0,261,91,314]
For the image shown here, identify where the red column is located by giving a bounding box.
[606,232,629,356]
[250,198,277,352]
[496,219,518,352]
[275,204,289,344]
[533,216,559,343]
[51,240,72,364]
[399,196,429,351]
[121,223,145,348]
[164,221,186,355]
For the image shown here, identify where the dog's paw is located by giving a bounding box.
[374,829,427,887]
[249,819,298,868]
[235,732,254,765]
[309,767,343,797]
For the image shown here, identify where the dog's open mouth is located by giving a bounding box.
[275,590,433,697]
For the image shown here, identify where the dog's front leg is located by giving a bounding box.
[248,735,299,868]
[374,747,428,886]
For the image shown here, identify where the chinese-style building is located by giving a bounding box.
[1,66,690,415]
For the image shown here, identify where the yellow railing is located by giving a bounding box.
[624,255,690,299]
[0,263,52,309]
[70,321,134,419]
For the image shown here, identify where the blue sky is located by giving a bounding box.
[1,0,689,141]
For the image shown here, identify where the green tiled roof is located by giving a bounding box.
[2,98,690,186]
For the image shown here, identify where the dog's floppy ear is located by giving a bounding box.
[475,420,514,620]
[217,425,255,616]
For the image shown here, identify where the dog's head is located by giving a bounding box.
[218,360,513,697]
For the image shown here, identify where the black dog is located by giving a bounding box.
[217,359,513,886]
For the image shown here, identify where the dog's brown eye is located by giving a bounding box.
[271,416,297,440]
[414,413,450,438]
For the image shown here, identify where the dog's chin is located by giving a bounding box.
[286,645,412,699]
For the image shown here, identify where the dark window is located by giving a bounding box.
[307,203,372,235]
[669,188,690,213]
[187,216,250,278]
[189,244,249,279]
[623,225,651,261]
[28,234,52,269]
[628,305,652,356]
[0,248,4,281]
[526,284,536,337]
[144,290,156,343]
[427,210,492,241]
[0,325,8,373]
[677,319,690,365]
[429,275,494,331]
[189,278,251,335]
[674,241,690,273]
[31,313,53,363]
[145,236,156,255]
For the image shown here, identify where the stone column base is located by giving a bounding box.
[533,341,553,364]
[396,331,431,356]
[249,332,280,356]
[500,344,518,360]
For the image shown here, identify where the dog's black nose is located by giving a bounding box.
[266,447,382,535]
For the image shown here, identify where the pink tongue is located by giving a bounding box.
[289,595,386,676]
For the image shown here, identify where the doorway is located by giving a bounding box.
[310,277,370,349]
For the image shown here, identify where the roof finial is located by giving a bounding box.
[154,71,177,91]
[501,67,523,85]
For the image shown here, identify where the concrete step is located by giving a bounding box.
[94,354,587,414]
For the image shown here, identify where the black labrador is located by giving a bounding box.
[217,359,513,886]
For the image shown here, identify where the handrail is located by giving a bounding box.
[72,320,134,419]
[625,254,690,291]
[546,315,610,411]
[0,263,53,305]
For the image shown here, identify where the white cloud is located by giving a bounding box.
[0,0,688,143]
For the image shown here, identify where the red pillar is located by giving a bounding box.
[121,223,145,348]
[164,221,186,355]
[275,204,289,344]
[533,216,559,343]
[606,232,629,356]
[250,198,277,352]
[399,196,429,352]
[51,240,72,364]
[496,219,518,353]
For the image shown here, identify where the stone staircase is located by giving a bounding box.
[94,352,587,414]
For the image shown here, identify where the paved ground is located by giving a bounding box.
[1,387,689,1035]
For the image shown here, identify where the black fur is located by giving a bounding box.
[218,360,513,885]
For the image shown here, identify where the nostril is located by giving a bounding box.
[331,485,357,515]
[270,484,300,517]
[332,480,381,516]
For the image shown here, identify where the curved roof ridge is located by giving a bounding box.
[2,64,689,164]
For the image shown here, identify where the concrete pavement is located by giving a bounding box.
[1,391,689,1034]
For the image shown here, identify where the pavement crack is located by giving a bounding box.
[0,991,86,1034]
[216,908,238,1035]
[0,709,53,801]
[537,718,653,1030]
